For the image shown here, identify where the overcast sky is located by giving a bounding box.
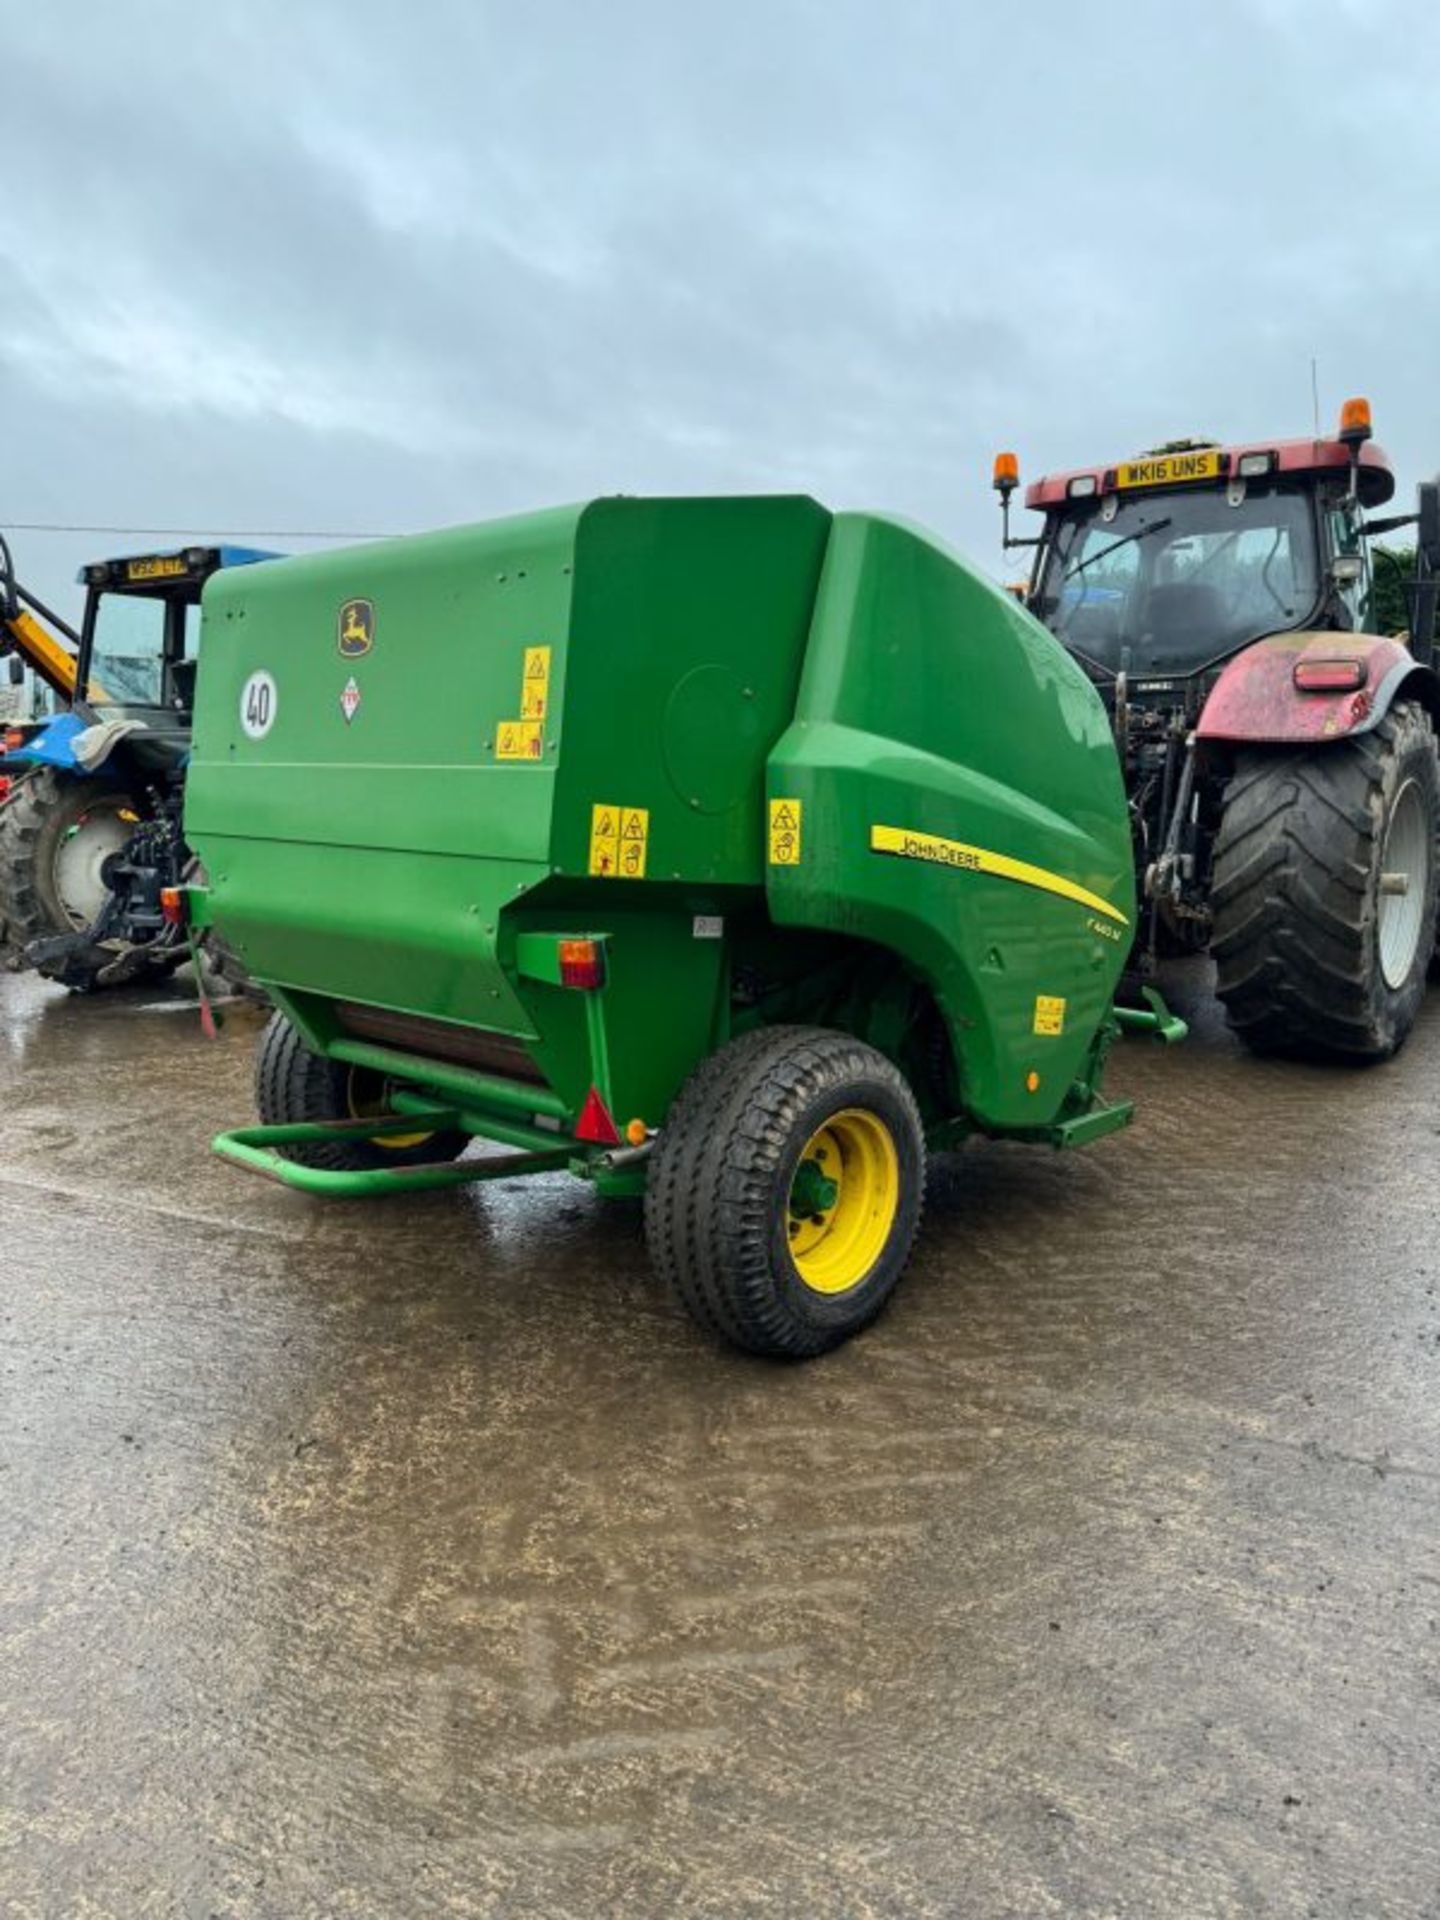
[3,0,1438,618]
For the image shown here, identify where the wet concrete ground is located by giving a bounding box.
[2,965,1439,1920]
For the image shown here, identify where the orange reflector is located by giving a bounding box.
[558,937,606,990]
[1339,396,1372,445]
[160,886,186,926]
[1025,1070,1041,1093]
[993,449,1020,492]
[1294,658,1367,693]
[575,1085,621,1145]
[625,1117,647,1147]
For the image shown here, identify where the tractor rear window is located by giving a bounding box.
[1036,483,1322,676]
[86,595,166,706]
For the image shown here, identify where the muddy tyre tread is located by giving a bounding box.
[1211,700,1439,1060]
[0,769,151,987]
[0,770,82,967]
[645,1025,925,1359]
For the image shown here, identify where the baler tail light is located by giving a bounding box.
[1294,659,1367,693]
[160,886,188,926]
[558,938,606,990]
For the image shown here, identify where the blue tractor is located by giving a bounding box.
[0,539,279,991]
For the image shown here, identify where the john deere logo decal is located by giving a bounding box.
[338,598,374,658]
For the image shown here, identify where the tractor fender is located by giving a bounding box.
[1,713,151,777]
[1195,631,1440,747]
[2,710,88,773]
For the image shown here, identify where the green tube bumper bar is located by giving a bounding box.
[211,1110,573,1196]
[1114,988,1189,1045]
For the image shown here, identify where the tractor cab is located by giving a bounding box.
[1001,411,1411,702]
[72,545,278,771]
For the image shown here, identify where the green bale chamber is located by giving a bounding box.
[186,495,1134,1149]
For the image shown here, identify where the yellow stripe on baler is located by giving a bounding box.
[869,824,1130,926]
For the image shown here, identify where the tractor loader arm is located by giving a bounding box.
[1,604,81,704]
[0,533,83,705]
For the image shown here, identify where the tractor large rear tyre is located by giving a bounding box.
[1211,700,1440,1061]
[0,768,144,986]
[255,1010,468,1171]
[644,1026,925,1359]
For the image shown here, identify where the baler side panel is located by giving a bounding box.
[552,496,832,886]
[767,513,1134,1132]
[520,495,833,1122]
[186,508,582,1030]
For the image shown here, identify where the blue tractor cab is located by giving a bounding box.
[12,544,279,776]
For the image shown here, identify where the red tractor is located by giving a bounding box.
[995,400,1440,1060]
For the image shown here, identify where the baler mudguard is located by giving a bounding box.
[1196,630,1440,745]
[766,512,1135,1132]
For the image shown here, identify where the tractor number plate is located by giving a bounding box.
[1115,450,1222,490]
[126,556,189,581]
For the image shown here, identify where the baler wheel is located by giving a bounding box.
[1211,699,1440,1060]
[255,1011,467,1171]
[645,1026,925,1359]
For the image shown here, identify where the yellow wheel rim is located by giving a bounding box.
[787,1107,900,1295]
[345,1069,434,1153]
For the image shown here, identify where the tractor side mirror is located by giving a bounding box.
[1418,480,1440,570]
[6,654,23,687]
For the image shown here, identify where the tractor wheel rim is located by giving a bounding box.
[345,1068,434,1152]
[52,804,135,929]
[1378,777,1430,990]
[787,1107,900,1295]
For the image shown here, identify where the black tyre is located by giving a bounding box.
[645,1026,926,1359]
[255,1010,467,1171]
[0,769,143,980]
[1211,700,1440,1060]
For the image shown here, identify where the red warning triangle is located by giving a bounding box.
[575,1084,621,1145]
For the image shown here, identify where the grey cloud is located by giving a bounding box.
[3,0,1440,617]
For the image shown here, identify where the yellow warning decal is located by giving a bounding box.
[588,805,619,876]
[869,825,1129,926]
[589,804,649,878]
[769,797,803,865]
[1033,995,1066,1037]
[496,719,544,761]
[521,645,551,720]
[618,806,649,879]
